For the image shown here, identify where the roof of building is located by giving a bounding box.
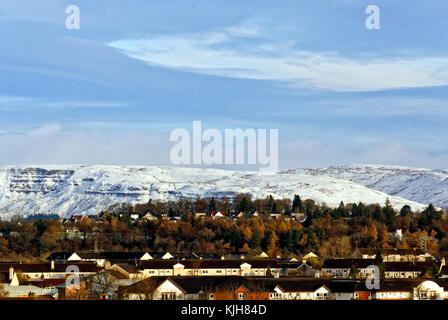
[384,262,438,272]
[322,259,376,269]
[138,259,282,270]
[322,259,438,272]
[356,248,426,256]
[0,262,101,273]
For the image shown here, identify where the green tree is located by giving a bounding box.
[208,197,217,213]
[292,195,303,213]
[349,264,360,279]
[374,250,385,278]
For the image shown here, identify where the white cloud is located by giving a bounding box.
[0,96,129,111]
[108,26,448,92]
[280,139,448,169]
[0,123,447,170]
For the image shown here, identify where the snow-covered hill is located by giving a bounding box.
[300,165,448,209]
[0,165,435,219]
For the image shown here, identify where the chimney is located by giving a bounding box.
[9,266,14,280]
[50,260,55,270]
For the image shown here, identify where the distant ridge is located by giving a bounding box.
[0,165,438,218]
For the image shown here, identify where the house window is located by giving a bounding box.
[270,293,281,300]
[238,293,245,300]
[202,270,208,274]
[216,270,222,274]
[161,293,176,300]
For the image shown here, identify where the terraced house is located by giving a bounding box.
[120,277,448,301]
[322,259,442,279]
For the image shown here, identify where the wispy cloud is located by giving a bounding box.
[108,24,448,92]
[0,96,129,111]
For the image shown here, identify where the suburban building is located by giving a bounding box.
[322,259,441,279]
[351,248,434,262]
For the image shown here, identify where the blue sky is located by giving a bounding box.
[1,0,448,168]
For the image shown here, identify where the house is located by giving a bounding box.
[2,262,100,282]
[267,279,332,300]
[256,252,269,258]
[211,211,225,220]
[138,259,285,278]
[1,283,58,299]
[303,252,318,261]
[322,259,375,278]
[322,258,440,279]
[384,261,440,279]
[287,261,320,277]
[413,280,448,300]
[117,276,448,301]
[67,251,172,267]
[194,213,207,219]
[122,276,239,300]
[372,280,413,300]
[140,212,157,221]
[351,248,432,262]
[46,251,72,263]
[68,252,105,266]
[269,213,282,219]
[88,270,139,299]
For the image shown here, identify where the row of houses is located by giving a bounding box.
[46,250,291,266]
[350,248,433,262]
[62,211,307,225]
[322,258,445,279]
[0,254,446,299]
[120,277,448,301]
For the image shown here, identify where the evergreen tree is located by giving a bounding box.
[400,205,412,217]
[349,264,360,279]
[374,250,385,278]
[267,195,275,213]
[208,197,217,213]
[239,197,250,213]
[382,198,396,224]
[292,195,303,213]
[249,229,262,249]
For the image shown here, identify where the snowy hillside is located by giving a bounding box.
[301,165,448,209]
[0,165,433,219]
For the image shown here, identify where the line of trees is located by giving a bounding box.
[0,194,446,262]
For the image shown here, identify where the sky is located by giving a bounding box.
[1,0,448,169]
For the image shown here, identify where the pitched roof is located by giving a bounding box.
[322,259,376,269]
[138,259,282,270]
[357,248,425,256]
[384,262,438,272]
[0,262,101,273]
[322,259,438,272]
